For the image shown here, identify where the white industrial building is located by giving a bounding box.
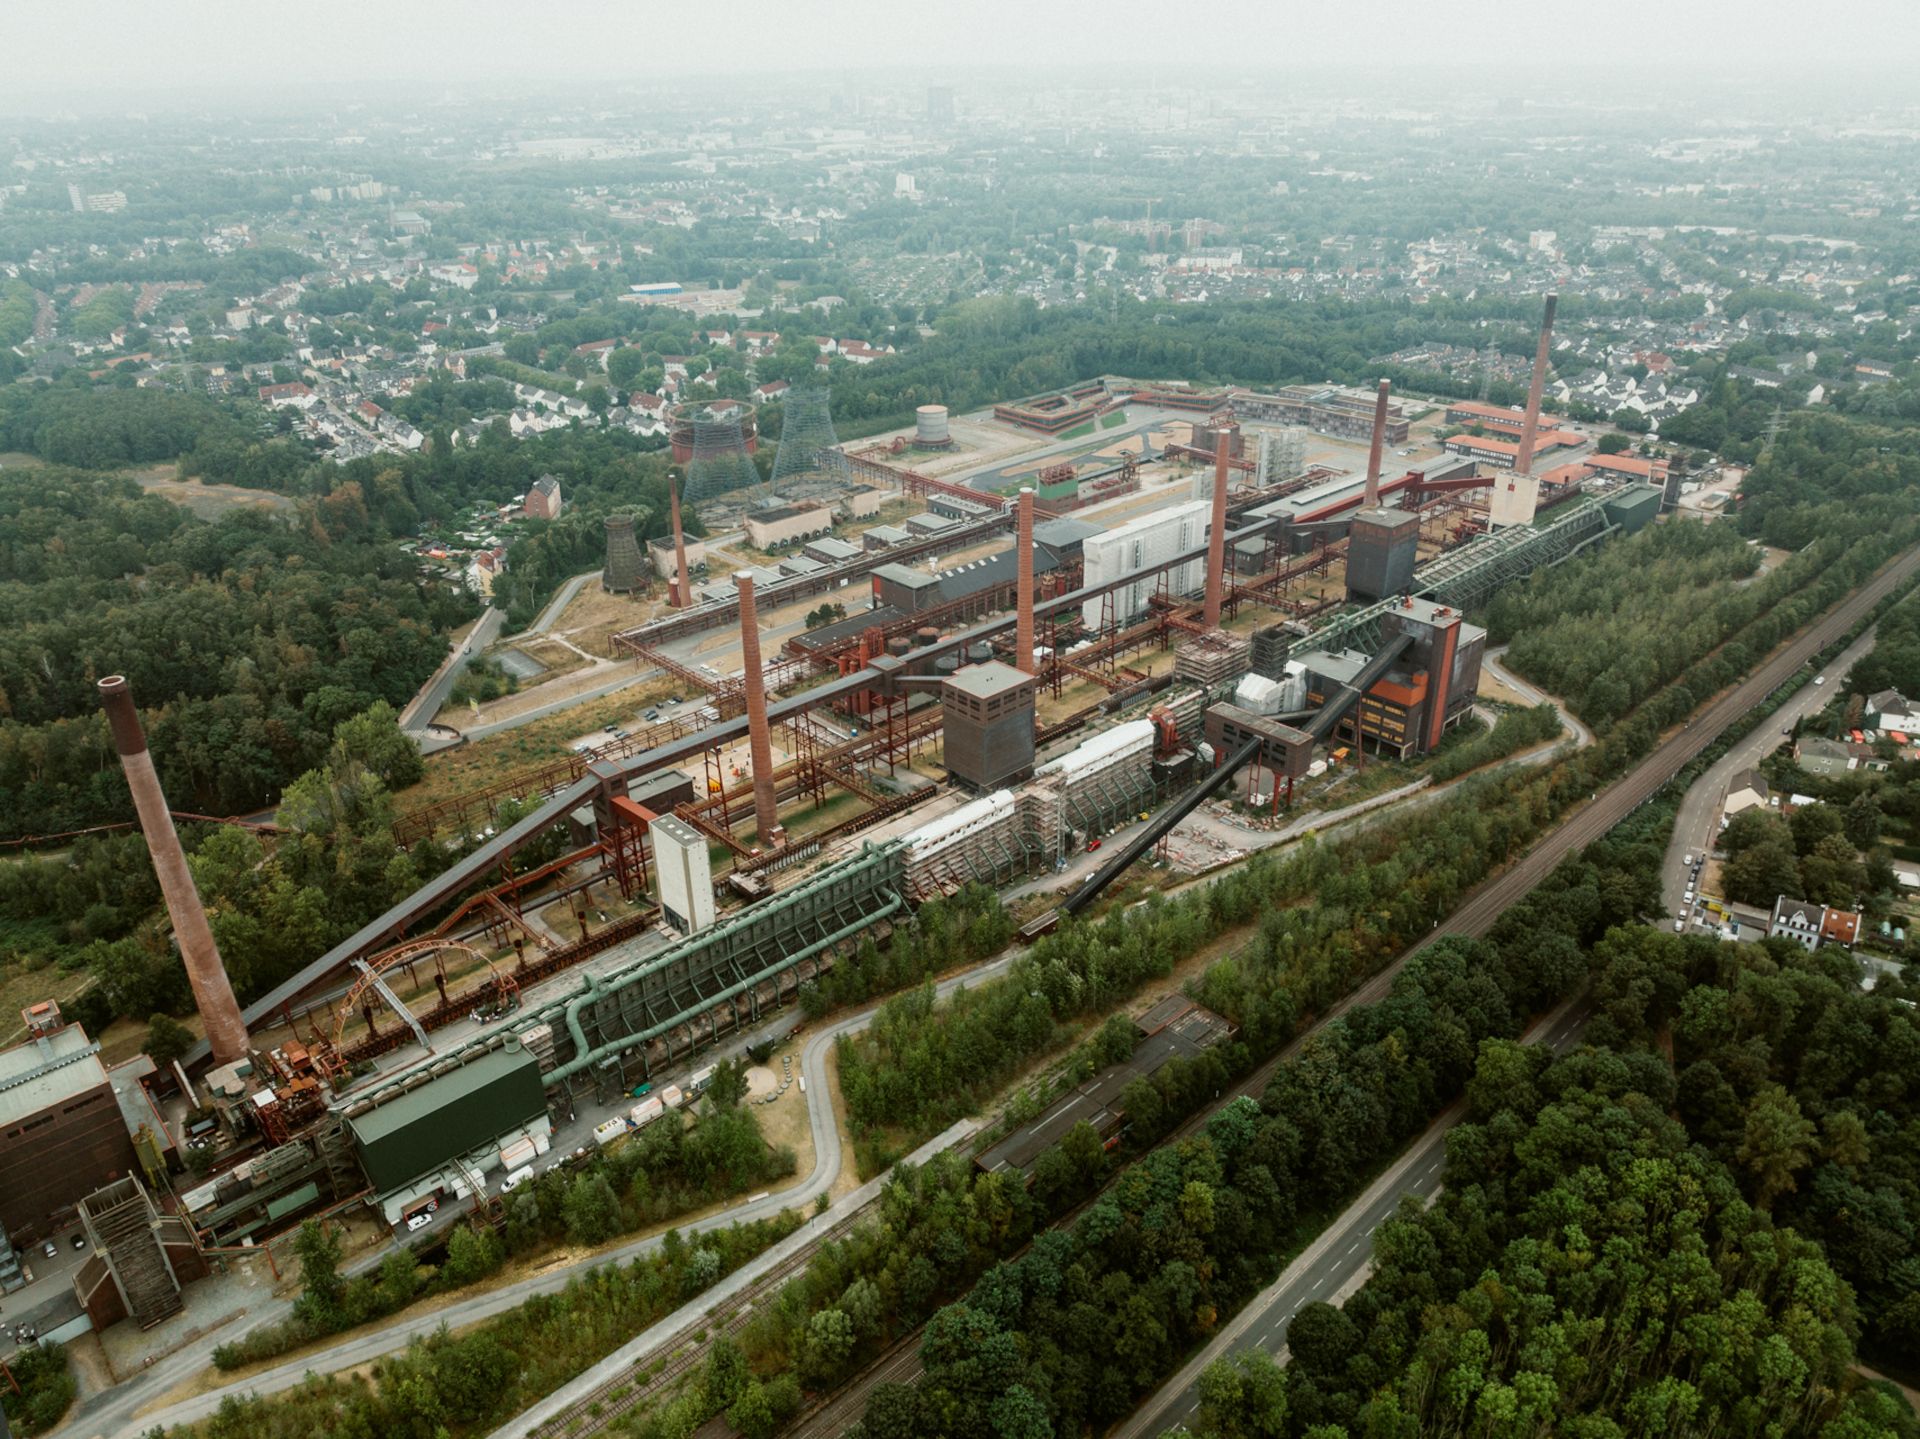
[1081,501,1212,631]
[652,813,716,935]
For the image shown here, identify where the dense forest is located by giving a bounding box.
[1188,929,1920,1439]
[0,469,467,836]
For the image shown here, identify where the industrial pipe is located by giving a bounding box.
[1204,428,1230,628]
[1512,293,1559,479]
[546,892,904,1084]
[1363,378,1391,507]
[1016,487,1036,674]
[733,572,784,847]
[98,676,251,1064]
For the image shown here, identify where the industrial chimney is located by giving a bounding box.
[97,676,250,1065]
[1203,427,1230,629]
[669,470,693,608]
[1512,293,1559,479]
[1015,487,1036,674]
[1363,378,1391,507]
[732,574,784,848]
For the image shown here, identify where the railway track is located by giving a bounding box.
[527,1205,878,1439]
[774,542,1920,1434]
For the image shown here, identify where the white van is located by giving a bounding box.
[500,1165,534,1194]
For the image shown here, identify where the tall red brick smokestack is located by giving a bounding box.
[97,676,250,1065]
[1203,426,1230,629]
[732,574,784,848]
[1363,378,1391,507]
[670,470,692,608]
[1512,292,1558,479]
[1015,487,1036,674]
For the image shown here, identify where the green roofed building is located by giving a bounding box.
[347,1045,546,1196]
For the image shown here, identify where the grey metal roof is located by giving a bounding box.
[0,1027,109,1128]
[945,660,1033,699]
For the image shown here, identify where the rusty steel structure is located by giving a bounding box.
[842,446,1011,513]
[1016,487,1036,674]
[330,938,518,1059]
[98,676,251,1064]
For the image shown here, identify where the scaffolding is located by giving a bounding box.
[672,400,764,505]
[769,386,850,494]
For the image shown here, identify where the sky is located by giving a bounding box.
[5,0,1920,106]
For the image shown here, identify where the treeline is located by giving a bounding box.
[821,817,1663,1439]
[1189,936,1920,1438]
[0,382,312,486]
[1491,502,1920,729]
[798,883,1013,1022]
[1427,699,1563,781]
[0,470,469,838]
[172,1211,799,1439]
[213,1073,791,1372]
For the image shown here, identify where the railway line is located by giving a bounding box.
[770,541,1920,1437]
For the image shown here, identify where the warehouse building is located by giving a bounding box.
[744,503,834,550]
[346,1044,550,1223]
[0,1019,141,1241]
[1081,500,1211,629]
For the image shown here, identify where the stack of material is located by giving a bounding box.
[1173,632,1252,688]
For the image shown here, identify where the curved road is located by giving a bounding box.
[98,951,1024,1439]
[1112,541,1920,1437]
[95,549,1920,1438]
[1482,643,1594,750]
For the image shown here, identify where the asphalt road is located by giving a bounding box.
[95,548,1920,1438]
[512,570,603,641]
[398,605,504,731]
[100,948,1026,1439]
[1483,644,1594,750]
[1113,997,1590,1439]
[1105,542,1920,1437]
[1659,625,1879,920]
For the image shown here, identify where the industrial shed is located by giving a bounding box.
[347,1045,546,1194]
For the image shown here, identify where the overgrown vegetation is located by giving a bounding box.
[0,1343,76,1436]
[212,1073,791,1371]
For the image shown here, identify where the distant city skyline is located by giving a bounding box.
[4,0,1920,112]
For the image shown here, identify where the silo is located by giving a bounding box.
[915,405,951,448]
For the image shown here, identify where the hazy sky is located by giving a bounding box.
[6,0,1920,107]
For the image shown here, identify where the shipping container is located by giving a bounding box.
[629,1096,665,1128]
[499,1134,538,1171]
[594,1118,630,1146]
[688,1066,716,1095]
[659,1084,686,1110]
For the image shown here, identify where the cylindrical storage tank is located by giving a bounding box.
[887,636,913,657]
[915,404,950,446]
[935,654,960,675]
[967,641,993,665]
[915,626,940,648]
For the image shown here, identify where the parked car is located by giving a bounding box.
[405,1211,433,1233]
[40,1241,56,1259]
[70,1234,85,1250]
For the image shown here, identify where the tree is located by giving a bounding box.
[563,1172,622,1246]
[1596,432,1633,455]
[703,1337,749,1409]
[291,1220,345,1327]
[705,1059,750,1111]
[1738,1084,1816,1209]
[1844,792,1883,848]
[141,1013,195,1067]
[1723,839,1803,907]
[1789,802,1845,856]
[1286,1301,1360,1378]
[803,1306,857,1385]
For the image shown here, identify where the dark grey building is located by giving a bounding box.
[942,661,1037,792]
[1345,507,1420,601]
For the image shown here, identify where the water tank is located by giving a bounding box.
[935,654,960,675]
[967,641,993,665]
[887,636,913,657]
[915,626,940,648]
[915,405,950,446]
